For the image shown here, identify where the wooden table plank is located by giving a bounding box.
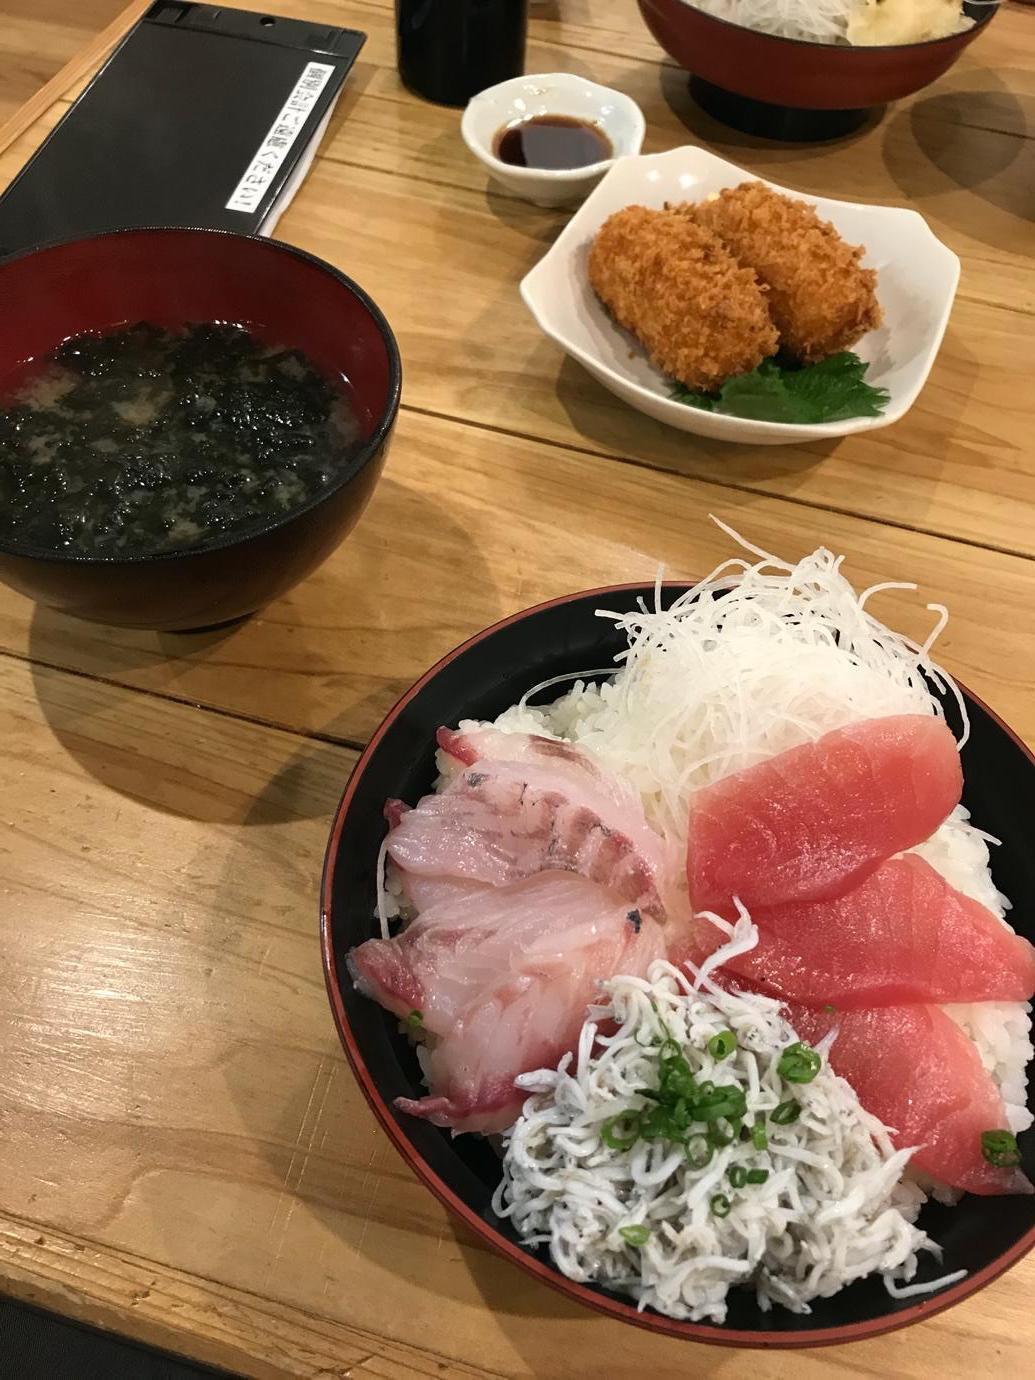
[1,408,1032,749]
[7,3,1034,292]
[2,651,1033,1379]
[2,3,1034,554]
[274,159,1035,554]
[0,1211,491,1380]
[0,0,126,124]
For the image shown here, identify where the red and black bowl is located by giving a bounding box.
[638,0,997,139]
[0,228,400,631]
[321,585,1035,1346]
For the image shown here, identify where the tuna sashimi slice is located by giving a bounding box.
[687,714,962,913]
[351,872,664,1133]
[714,855,1035,1008]
[785,1002,1033,1196]
[387,731,673,920]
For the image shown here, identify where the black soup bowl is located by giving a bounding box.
[322,584,1035,1347]
[0,228,401,631]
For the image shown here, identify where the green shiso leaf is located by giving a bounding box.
[670,352,889,425]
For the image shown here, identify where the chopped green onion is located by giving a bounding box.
[707,1116,742,1149]
[601,1114,641,1151]
[778,1042,822,1084]
[708,1030,737,1060]
[751,1122,768,1151]
[685,1135,713,1170]
[771,1099,801,1125]
[728,1165,748,1188]
[822,1003,836,1014]
[639,1103,686,1141]
[619,1224,651,1247]
[710,1193,731,1218]
[981,1129,1022,1167]
[691,1085,748,1123]
[407,1009,424,1030]
[746,1168,769,1185]
[659,1061,697,1101]
[697,1080,715,1098]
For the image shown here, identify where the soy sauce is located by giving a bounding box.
[494,115,612,170]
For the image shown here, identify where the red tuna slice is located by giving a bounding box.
[687,714,962,913]
[351,872,665,1134]
[388,735,672,921]
[719,855,1035,1008]
[786,1001,1033,1196]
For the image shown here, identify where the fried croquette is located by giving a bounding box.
[690,183,882,364]
[587,206,779,393]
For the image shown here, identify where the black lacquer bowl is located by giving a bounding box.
[321,584,1035,1347]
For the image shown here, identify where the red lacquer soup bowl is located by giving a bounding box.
[321,584,1035,1347]
[0,228,400,631]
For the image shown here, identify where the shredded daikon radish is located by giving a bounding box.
[494,938,951,1323]
[491,519,966,847]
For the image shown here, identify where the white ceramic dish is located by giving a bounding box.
[519,146,960,445]
[461,74,646,208]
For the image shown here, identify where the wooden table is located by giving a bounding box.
[1,1,1033,1374]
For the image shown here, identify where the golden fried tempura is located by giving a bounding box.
[691,183,882,364]
[587,206,779,393]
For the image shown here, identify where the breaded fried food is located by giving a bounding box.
[588,206,779,393]
[691,183,882,364]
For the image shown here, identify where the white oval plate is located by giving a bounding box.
[519,146,960,446]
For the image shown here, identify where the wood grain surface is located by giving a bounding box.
[0,0,1033,1375]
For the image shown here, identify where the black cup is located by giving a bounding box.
[395,0,529,107]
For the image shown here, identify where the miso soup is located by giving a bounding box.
[0,322,365,557]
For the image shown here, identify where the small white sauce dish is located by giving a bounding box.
[461,73,646,208]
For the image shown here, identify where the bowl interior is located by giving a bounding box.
[0,228,393,435]
[463,75,644,172]
[323,585,1035,1345]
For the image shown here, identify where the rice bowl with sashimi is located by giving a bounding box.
[329,522,1035,1336]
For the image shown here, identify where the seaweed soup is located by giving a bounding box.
[0,322,367,558]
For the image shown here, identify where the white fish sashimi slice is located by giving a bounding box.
[439,725,671,862]
[351,872,653,1036]
[388,729,674,920]
[401,873,491,914]
[438,725,631,802]
[376,873,666,1134]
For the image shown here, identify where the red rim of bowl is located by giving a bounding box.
[320,582,1035,1349]
[660,0,995,52]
